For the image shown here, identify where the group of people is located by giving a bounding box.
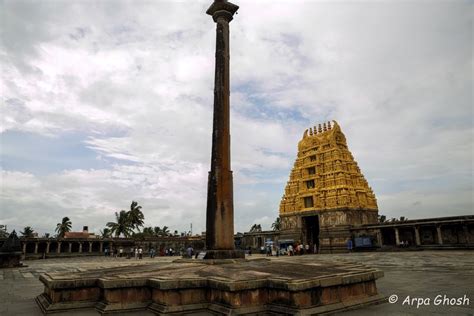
[103,246,187,259]
[104,247,144,259]
[399,240,410,248]
[285,243,315,256]
[252,243,317,256]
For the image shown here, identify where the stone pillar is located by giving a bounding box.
[204,0,242,259]
[99,242,104,253]
[436,225,443,245]
[79,242,83,253]
[22,242,27,254]
[394,228,400,246]
[89,242,93,253]
[68,242,72,253]
[46,242,50,254]
[463,225,471,244]
[414,227,421,246]
[57,242,62,254]
[34,242,39,254]
[376,229,383,247]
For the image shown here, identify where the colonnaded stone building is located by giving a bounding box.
[279,121,379,252]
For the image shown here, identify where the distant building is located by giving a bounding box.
[279,121,378,252]
[64,226,96,239]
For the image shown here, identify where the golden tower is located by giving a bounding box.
[279,121,378,252]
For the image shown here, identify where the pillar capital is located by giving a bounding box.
[206,0,239,23]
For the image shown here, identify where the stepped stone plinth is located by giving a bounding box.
[36,256,384,314]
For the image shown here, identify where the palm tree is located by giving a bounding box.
[127,201,144,232]
[271,217,281,231]
[154,226,161,236]
[55,217,72,238]
[250,224,262,233]
[142,227,154,236]
[107,211,133,237]
[161,226,170,236]
[21,226,35,238]
[100,228,111,238]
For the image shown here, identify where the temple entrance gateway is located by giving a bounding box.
[279,121,379,252]
[303,215,320,253]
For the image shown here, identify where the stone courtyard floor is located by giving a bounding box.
[0,251,472,315]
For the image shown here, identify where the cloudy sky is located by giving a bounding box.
[1,0,472,236]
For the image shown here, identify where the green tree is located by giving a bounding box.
[127,201,144,232]
[21,226,35,238]
[153,226,162,236]
[142,227,154,236]
[0,225,8,238]
[55,217,72,238]
[106,211,133,237]
[271,217,281,231]
[250,224,262,233]
[161,226,170,236]
[100,228,111,238]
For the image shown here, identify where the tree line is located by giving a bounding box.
[3,207,285,240]
[2,201,188,239]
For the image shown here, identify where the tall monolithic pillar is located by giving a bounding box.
[204,0,243,259]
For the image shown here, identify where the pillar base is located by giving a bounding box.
[203,249,245,259]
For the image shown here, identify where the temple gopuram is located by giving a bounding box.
[279,121,379,252]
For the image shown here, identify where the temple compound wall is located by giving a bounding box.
[351,215,474,249]
[279,121,378,253]
[236,215,474,252]
[0,236,205,260]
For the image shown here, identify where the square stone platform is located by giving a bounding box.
[36,256,384,315]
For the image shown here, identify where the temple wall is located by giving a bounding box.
[0,236,206,260]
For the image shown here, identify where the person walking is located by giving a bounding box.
[138,247,143,259]
[186,246,193,258]
[134,247,138,259]
[347,239,353,253]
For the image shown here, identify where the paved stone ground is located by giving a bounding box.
[1,251,472,315]
[330,251,474,315]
